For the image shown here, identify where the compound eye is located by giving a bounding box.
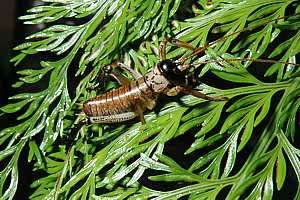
[162,63,170,72]
[158,59,174,74]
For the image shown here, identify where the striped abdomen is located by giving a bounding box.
[83,78,156,123]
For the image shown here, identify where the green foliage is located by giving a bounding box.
[1,0,300,199]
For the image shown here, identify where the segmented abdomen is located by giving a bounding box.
[83,78,154,123]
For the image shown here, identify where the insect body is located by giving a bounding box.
[83,70,158,123]
[83,38,228,124]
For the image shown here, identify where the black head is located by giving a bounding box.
[158,59,196,86]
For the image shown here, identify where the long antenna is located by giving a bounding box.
[203,57,298,65]
[182,57,300,71]
[178,14,300,64]
[178,57,300,71]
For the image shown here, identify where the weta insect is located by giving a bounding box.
[82,38,228,124]
[82,15,300,124]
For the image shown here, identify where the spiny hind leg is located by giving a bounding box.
[175,86,228,101]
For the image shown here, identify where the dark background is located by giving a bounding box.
[0,1,39,103]
[0,1,16,106]
[0,1,33,199]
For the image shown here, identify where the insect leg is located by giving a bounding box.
[133,102,146,124]
[167,37,195,51]
[176,86,228,101]
[109,71,131,85]
[111,61,143,79]
[99,61,142,86]
[160,37,209,64]
[159,37,196,61]
[159,38,168,60]
[94,65,131,90]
